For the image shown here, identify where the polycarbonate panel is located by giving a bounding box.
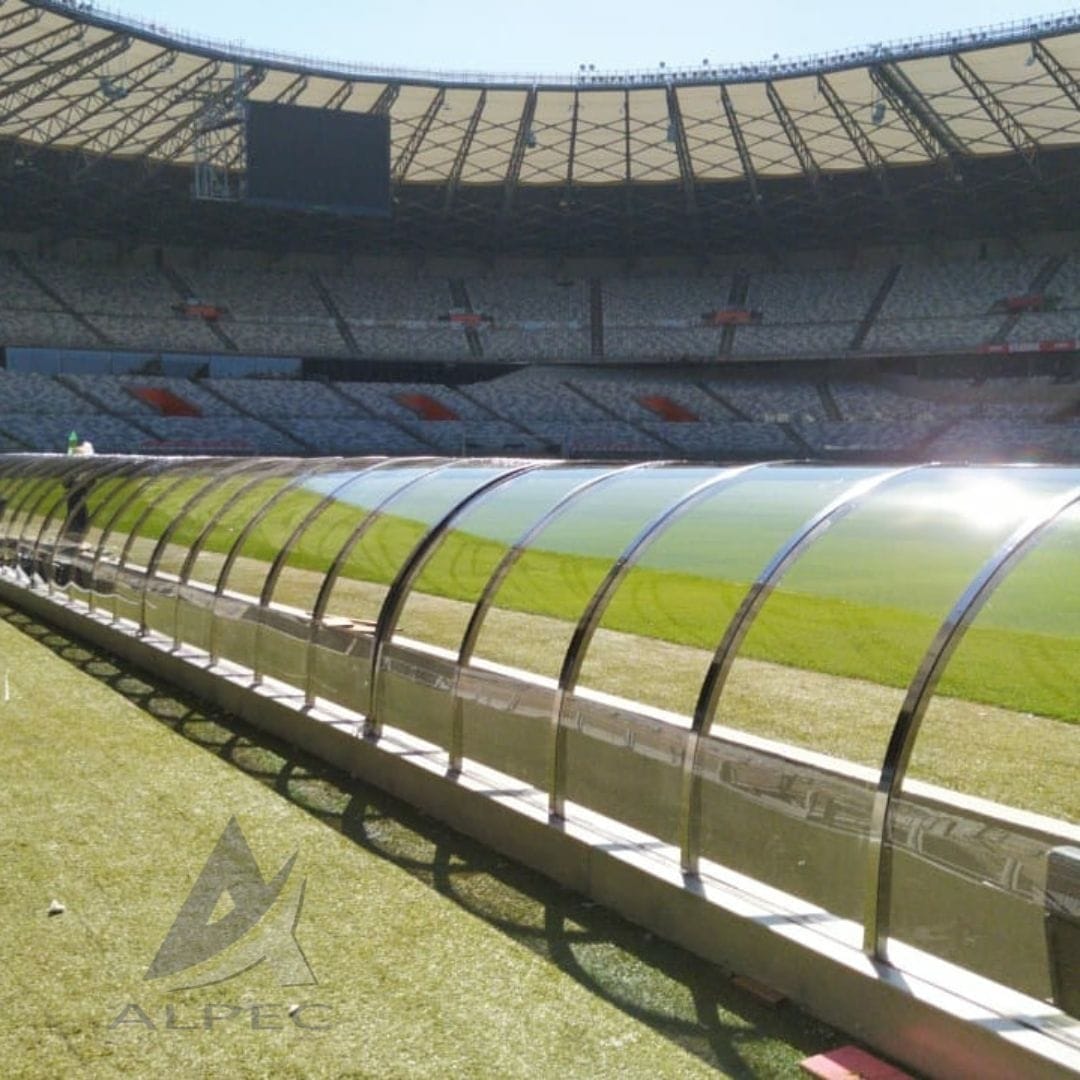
[380,464,620,757]
[886,500,1080,1008]
[258,460,444,690]
[210,459,380,672]
[575,466,885,716]
[88,460,222,621]
[142,460,276,639]
[566,465,884,844]
[52,459,168,608]
[42,460,155,602]
[397,465,619,653]
[463,465,715,790]
[174,461,312,652]
[470,465,715,678]
[313,461,516,723]
[699,466,1080,921]
[0,458,38,536]
[110,460,253,628]
[0,459,75,566]
[9,459,87,569]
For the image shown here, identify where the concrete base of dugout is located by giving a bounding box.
[1,573,1076,1080]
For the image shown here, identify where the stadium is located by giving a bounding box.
[0,1,1078,1077]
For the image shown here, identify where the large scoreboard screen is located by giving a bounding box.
[244,101,390,217]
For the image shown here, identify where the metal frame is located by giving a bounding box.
[205,459,368,661]
[443,91,486,215]
[212,460,354,597]
[302,460,454,705]
[130,458,266,632]
[869,62,963,177]
[3,454,1080,1008]
[256,458,407,609]
[549,462,769,818]
[86,458,219,617]
[0,32,131,121]
[950,52,1038,174]
[392,87,445,187]
[500,88,538,221]
[169,458,302,643]
[0,458,64,557]
[367,462,540,737]
[449,461,650,772]
[817,72,890,196]
[680,465,923,872]
[71,57,220,163]
[13,46,179,154]
[665,85,699,217]
[766,80,821,195]
[7,458,89,570]
[30,457,144,590]
[250,457,420,680]
[863,483,1080,957]
[47,456,171,599]
[1032,39,1080,112]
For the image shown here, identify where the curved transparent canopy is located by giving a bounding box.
[0,453,1075,1025]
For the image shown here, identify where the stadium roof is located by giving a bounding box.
[4,0,1080,254]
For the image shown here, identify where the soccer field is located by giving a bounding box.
[0,604,858,1079]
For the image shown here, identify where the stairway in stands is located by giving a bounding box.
[590,280,604,359]
[55,373,161,442]
[449,279,484,359]
[563,381,673,454]
[988,252,1068,345]
[311,273,361,356]
[159,262,239,353]
[849,264,901,351]
[196,381,313,454]
[719,271,749,357]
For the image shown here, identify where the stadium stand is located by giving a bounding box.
[180,268,347,357]
[3,249,1080,368]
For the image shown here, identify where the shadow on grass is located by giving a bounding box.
[1,602,846,1078]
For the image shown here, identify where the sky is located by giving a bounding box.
[87,0,1065,76]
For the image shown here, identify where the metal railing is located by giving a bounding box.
[33,0,1080,90]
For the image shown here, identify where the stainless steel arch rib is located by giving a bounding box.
[302,459,455,706]
[2,457,85,567]
[206,458,373,663]
[549,461,771,819]
[0,457,73,564]
[168,458,301,645]
[448,460,652,772]
[255,457,402,610]
[679,464,924,873]
[90,458,227,620]
[31,457,144,590]
[40,456,163,592]
[366,461,541,739]
[863,482,1080,958]
[137,458,270,634]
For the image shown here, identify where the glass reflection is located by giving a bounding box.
[397,465,619,654]
[885,500,1080,1008]
[574,466,883,717]
[470,466,717,680]
[377,464,622,763]
[699,466,1079,921]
